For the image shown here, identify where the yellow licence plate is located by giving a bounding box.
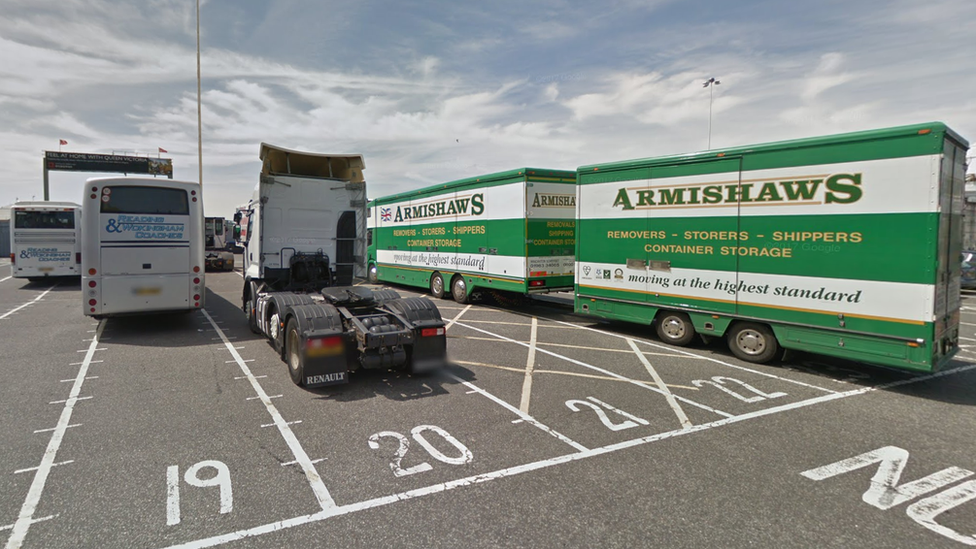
[134,287,162,296]
[39,267,53,272]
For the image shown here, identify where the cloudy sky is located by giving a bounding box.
[2,0,974,216]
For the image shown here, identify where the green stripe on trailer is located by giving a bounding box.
[576,122,968,373]
[368,168,577,299]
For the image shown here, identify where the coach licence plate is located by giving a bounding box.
[39,267,53,272]
[134,287,162,295]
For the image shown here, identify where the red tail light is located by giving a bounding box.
[193,277,200,284]
[9,253,14,265]
[306,336,344,357]
[421,327,445,337]
[88,299,97,306]
[88,281,96,288]
[529,280,546,287]
[193,294,200,301]
[307,336,343,348]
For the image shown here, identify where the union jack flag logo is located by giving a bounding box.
[380,207,392,221]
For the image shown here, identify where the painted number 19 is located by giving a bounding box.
[166,460,233,526]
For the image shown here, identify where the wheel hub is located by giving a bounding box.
[662,318,685,338]
[737,330,765,354]
[269,313,279,339]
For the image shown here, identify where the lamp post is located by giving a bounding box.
[196,0,203,187]
[703,77,720,149]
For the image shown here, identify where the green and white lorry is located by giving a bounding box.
[366,168,577,302]
[576,122,968,372]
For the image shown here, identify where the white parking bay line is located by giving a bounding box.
[0,284,58,320]
[518,317,538,414]
[445,304,472,331]
[547,317,839,395]
[164,362,976,549]
[454,321,732,418]
[201,308,335,510]
[627,339,692,429]
[446,372,587,452]
[4,321,104,549]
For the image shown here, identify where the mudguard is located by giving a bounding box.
[370,288,401,305]
[285,303,350,387]
[385,297,448,373]
[258,292,316,348]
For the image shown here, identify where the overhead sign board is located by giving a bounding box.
[44,151,173,179]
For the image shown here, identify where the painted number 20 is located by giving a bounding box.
[368,425,473,478]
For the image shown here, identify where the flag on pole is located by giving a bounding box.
[59,139,68,145]
[158,147,167,153]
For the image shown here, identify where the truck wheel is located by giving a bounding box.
[245,281,260,334]
[285,318,304,386]
[655,311,696,346]
[429,272,446,299]
[451,276,469,304]
[368,263,379,284]
[727,322,779,364]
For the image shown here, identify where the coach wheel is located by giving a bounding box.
[368,263,379,284]
[285,318,304,386]
[655,311,696,346]
[430,272,446,299]
[727,322,780,364]
[451,276,470,304]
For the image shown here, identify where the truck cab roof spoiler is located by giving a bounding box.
[259,143,365,183]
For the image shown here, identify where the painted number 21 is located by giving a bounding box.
[566,397,649,431]
[369,425,473,478]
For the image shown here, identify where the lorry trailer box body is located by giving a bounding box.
[575,122,968,372]
[368,168,577,300]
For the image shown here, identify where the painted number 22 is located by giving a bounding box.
[368,425,473,478]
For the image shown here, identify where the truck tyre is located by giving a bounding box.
[285,318,304,386]
[429,272,446,299]
[727,322,779,364]
[655,311,696,346]
[245,281,260,334]
[451,275,469,304]
[368,263,379,284]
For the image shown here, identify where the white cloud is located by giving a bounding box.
[1,0,974,217]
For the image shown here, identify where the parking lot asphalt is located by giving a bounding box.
[2,262,975,548]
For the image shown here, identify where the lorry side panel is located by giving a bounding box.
[371,169,576,297]
[576,123,964,372]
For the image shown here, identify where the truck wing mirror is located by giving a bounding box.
[233,212,243,223]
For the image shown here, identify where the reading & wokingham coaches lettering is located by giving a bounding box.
[82,177,205,317]
[9,201,82,280]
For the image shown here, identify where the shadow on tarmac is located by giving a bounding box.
[306,364,473,403]
[15,276,82,292]
[381,283,976,406]
[96,285,264,349]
